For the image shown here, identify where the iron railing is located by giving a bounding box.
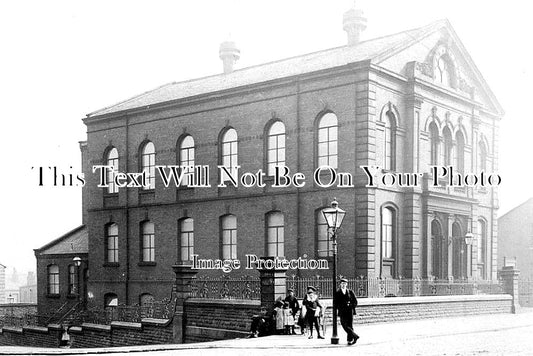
[191,275,261,300]
[286,277,504,299]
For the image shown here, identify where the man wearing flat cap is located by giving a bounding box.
[334,278,359,345]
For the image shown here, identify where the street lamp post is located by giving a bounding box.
[464,232,474,279]
[73,257,82,301]
[322,198,346,345]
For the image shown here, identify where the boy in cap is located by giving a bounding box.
[284,289,299,335]
[302,286,324,339]
[334,278,359,345]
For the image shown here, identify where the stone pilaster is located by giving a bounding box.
[354,71,377,277]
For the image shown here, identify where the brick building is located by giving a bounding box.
[35,226,88,315]
[498,198,533,279]
[0,263,5,304]
[49,7,502,308]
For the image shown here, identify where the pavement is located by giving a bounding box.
[1,309,533,356]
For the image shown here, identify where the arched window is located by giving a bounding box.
[106,223,119,263]
[384,112,396,170]
[443,127,453,166]
[47,265,59,295]
[436,55,451,86]
[478,219,487,279]
[139,293,154,307]
[178,135,195,186]
[106,147,119,194]
[221,215,237,259]
[431,219,443,279]
[317,113,338,169]
[452,221,466,279]
[267,121,286,176]
[429,122,439,166]
[478,140,487,172]
[178,218,194,261]
[221,128,238,182]
[266,212,284,257]
[141,221,155,262]
[316,209,331,258]
[381,207,396,278]
[104,293,118,308]
[68,265,77,295]
[141,142,156,190]
[456,131,465,174]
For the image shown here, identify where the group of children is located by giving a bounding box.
[273,300,297,335]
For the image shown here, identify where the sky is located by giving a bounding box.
[0,0,531,273]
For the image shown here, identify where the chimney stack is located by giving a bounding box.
[343,7,367,46]
[219,40,240,74]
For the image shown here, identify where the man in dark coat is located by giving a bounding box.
[284,289,299,334]
[334,278,359,345]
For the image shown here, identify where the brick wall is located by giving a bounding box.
[184,298,259,343]
[0,304,37,317]
[0,295,512,348]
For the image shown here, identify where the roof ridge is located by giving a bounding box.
[34,224,86,253]
[86,82,176,117]
[87,22,441,118]
[499,197,533,219]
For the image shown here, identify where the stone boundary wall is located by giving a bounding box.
[321,294,513,324]
[0,295,512,347]
[0,304,37,318]
[184,298,260,343]
[0,318,173,348]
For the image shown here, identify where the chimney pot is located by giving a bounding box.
[219,40,240,74]
[343,7,367,46]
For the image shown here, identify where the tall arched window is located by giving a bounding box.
[456,131,465,174]
[452,221,466,279]
[178,135,195,186]
[178,218,194,262]
[47,265,59,295]
[106,147,119,194]
[317,113,338,169]
[221,128,238,182]
[478,219,487,279]
[266,212,284,257]
[429,122,439,166]
[267,121,286,176]
[443,127,453,166]
[431,219,443,279]
[221,215,237,259]
[68,265,77,294]
[478,140,487,172]
[381,207,396,278]
[316,209,331,258]
[384,112,396,170]
[106,223,119,263]
[141,221,155,262]
[141,142,156,190]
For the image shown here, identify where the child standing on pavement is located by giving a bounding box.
[273,300,285,334]
[283,302,294,335]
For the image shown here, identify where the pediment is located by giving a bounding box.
[376,21,503,116]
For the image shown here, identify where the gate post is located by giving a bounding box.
[172,263,198,343]
[499,265,520,313]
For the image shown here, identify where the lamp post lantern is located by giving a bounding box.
[73,257,82,300]
[322,198,346,345]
